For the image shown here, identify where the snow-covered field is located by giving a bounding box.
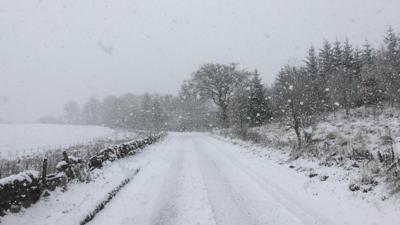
[0,124,122,159]
[2,133,399,225]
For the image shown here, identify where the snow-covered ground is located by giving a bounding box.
[215,110,400,206]
[250,109,400,158]
[0,124,127,159]
[2,133,399,225]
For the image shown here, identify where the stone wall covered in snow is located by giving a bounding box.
[0,133,165,216]
[0,171,41,216]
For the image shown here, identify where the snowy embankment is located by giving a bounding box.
[253,110,400,158]
[215,110,400,202]
[0,124,134,159]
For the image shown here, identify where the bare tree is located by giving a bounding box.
[190,63,249,127]
[178,80,216,131]
[275,66,317,148]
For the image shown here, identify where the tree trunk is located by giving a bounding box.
[220,105,229,128]
[294,120,302,148]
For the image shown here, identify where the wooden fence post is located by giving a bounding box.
[62,151,75,179]
[42,158,48,185]
[62,151,70,164]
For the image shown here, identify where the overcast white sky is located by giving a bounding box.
[0,0,399,122]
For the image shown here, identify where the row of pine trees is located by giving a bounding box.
[272,27,400,145]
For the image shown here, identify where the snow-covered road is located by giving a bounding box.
[3,132,397,225]
[87,133,394,225]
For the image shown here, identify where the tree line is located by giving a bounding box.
[45,27,400,140]
[272,27,400,146]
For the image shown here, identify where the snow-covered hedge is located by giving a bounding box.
[0,133,165,216]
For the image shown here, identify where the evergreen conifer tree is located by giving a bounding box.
[247,70,269,126]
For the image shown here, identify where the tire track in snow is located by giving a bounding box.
[86,135,180,225]
[202,136,337,225]
[150,135,217,225]
[193,138,255,225]
[150,141,185,225]
[195,138,288,225]
[80,168,141,225]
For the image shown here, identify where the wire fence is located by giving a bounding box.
[0,132,147,179]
